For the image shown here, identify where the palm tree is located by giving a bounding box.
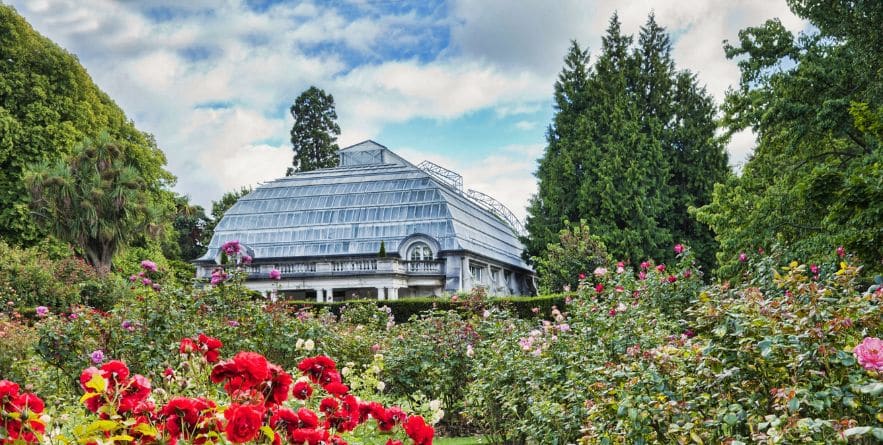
[25,134,163,275]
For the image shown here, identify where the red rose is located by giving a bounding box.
[231,352,269,387]
[265,364,292,406]
[403,415,434,445]
[386,406,406,424]
[269,407,299,431]
[0,379,20,400]
[297,355,336,383]
[211,360,240,384]
[224,403,264,443]
[386,440,403,445]
[323,382,349,397]
[198,333,223,363]
[198,333,222,350]
[319,370,341,386]
[290,428,328,445]
[179,338,197,354]
[100,360,130,386]
[292,381,313,400]
[118,374,151,413]
[319,397,339,415]
[12,393,44,414]
[296,408,319,429]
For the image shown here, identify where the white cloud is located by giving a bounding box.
[7,0,807,210]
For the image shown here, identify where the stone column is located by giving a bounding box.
[376,287,386,300]
[388,287,399,301]
[325,288,334,302]
[314,289,324,302]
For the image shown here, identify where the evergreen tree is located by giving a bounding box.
[523,41,591,260]
[527,13,728,269]
[287,86,341,175]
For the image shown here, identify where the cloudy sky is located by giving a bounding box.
[8,0,805,219]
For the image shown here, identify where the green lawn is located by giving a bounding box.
[434,438,486,445]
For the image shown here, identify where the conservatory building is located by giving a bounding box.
[195,140,536,301]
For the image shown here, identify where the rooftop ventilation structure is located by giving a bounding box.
[467,189,526,237]
[418,160,525,237]
[417,161,463,192]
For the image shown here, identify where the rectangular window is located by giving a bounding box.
[469,264,484,282]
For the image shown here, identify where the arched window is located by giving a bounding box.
[408,242,433,261]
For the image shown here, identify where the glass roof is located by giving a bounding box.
[200,142,531,270]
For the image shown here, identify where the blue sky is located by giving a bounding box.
[8,0,805,219]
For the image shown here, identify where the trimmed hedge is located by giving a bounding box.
[282,293,573,323]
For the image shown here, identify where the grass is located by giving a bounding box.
[434,438,486,445]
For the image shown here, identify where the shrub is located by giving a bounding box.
[3,345,441,444]
[289,294,572,323]
[579,259,883,444]
[0,313,38,382]
[464,272,683,444]
[0,241,125,315]
[534,220,609,294]
[385,311,480,435]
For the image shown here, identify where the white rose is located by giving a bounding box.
[303,339,315,351]
[376,381,386,391]
[295,338,304,350]
[429,399,442,411]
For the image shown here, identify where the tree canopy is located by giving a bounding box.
[694,0,883,276]
[0,5,174,245]
[525,14,728,271]
[287,86,341,175]
[24,134,168,275]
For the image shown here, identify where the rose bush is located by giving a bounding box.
[579,259,883,444]
[7,336,435,444]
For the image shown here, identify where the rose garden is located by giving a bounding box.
[2,1,883,444]
[2,241,881,444]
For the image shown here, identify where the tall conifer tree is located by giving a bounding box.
[523,41,591,259]
[526,13,728,271]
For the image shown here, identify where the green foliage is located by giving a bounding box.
[287,86,341,175]
[378,240,387,257]
[0,5,174,244]
[34,273,342,383]
[25,134,170,275]
[580,260,882,444]
[463,253,696,444]
[386,311,479,434]
[525,14,728,269]
[696,1,883,277]
[289,294,570,323]
[0,313,38,382]
[168,194,210,261]
[0,240,123,314]
[534,220,608,293]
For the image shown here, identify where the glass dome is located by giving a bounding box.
[198,141,531,271]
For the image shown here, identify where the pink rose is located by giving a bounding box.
[854,337,883,371]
